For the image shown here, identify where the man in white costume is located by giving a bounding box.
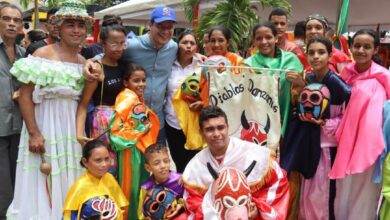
[182,105,290,220]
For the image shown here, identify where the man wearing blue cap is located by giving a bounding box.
[85,6,178,145]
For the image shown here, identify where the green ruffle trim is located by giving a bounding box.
[17,151,82,160]
[17,134,82,158]
[19,163,84,176]
[10,56,84,91]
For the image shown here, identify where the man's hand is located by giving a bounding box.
[249,202,259,219]
[83,59,102,81]
[29,132,45,154]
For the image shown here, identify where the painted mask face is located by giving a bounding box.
[80,195,118,220]
[240,111,270,147]
[208,161,256,220]
[298,83,330,120]
[213,167,251,220]
[143,185,183,219]
[201,55,231,78]
[129,103,150,131]
[181,73,201,103]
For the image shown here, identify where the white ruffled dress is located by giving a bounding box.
[7,56,84,220]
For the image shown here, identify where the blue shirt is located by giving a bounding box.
[122,34,178,128]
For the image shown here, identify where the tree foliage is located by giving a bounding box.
[183,0,291,53]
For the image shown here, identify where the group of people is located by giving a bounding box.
[1,0,390,219]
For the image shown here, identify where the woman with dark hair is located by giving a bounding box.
[290,37,351,220]
[164,30,202,172]
[297,14,350,74]
[199,26,244,109]
[63,139,128,219]
[243,22,304,138]
[329,29,390,220]
[22,29,46,49]
[207,25,243,68]
[76,24,127,178]
[243,22,303,220]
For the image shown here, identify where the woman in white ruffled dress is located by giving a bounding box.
[6,1,93,219]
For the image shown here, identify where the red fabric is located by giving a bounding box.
[251,161,290,220]
[184,160,290,219]
[183,186,205,220]
[297,47,351,74]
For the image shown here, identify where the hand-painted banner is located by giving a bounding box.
[207,66,281,152]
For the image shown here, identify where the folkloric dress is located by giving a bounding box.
[138,171,185,219]
[330,62,390,220]
[292,71,351,220]
[109,88,159,220]
[7,56,84,219]
[63,171,128,219]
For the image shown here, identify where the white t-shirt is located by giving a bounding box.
[164,56,200,129]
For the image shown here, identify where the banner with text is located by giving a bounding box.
[207,67,281,151]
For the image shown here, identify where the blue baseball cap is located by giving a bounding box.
[150,6,177,24]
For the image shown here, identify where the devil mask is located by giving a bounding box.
[298,83,330,120]
[80,195,118,220]
[208,161,256,220]
[142,185,184,220]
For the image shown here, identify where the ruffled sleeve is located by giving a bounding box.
[10,56,84,91]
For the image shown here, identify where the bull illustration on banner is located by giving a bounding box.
[205,56,281,152]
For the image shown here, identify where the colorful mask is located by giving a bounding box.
[129,103,150,131]
[80,195,118,220]
[181,73,201,103]
[208,161,256,220]
[201,55,231,78]
[298,83,330,120]
[143,185,183,220]
[240,111,270,146]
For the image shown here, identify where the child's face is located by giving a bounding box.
[352,34,378,66]
[307,42,330,74]
[124,70,146,99]
[145,151,171,184]
[82,147,110,179]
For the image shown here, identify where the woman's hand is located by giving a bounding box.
[188,101,203,112]
[286,71,305,87]
[195,53,207,63]
[77,135,93,146]
[298,113,325,125]
[29,132,45,154]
